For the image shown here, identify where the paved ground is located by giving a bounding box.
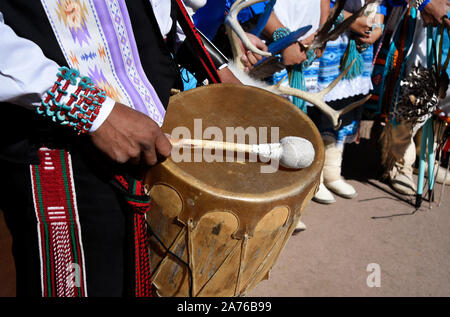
[247,178,450,297]
[247,141,450,297]
[1,142,449,297]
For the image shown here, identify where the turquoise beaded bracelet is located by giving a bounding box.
[272,27,291,42]
[37,67,107,135]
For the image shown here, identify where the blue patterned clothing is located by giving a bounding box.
[303,0,386,144]
[312,0,387,102]
[193,0,268,40]
[316,37,375,102]
[322,120,360,148]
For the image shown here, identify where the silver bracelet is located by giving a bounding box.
[412,0,429,11]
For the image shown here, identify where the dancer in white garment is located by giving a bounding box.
[307,0,385,204]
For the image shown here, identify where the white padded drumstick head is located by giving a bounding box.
[279,136,315,169]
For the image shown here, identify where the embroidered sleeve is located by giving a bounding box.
[37,67,115,134]
[0,16,115,133]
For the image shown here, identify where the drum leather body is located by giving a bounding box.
[145,84,324,297]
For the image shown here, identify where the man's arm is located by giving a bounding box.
[90,102,171,165]
[420,0,450,27]
[0,13,60,109]
[355,13,385,46]
[0,14,170,165]
[262,12,307,66]
[0,16,115,131]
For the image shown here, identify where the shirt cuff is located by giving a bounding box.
[218,63,228,70]
[89,96,116,132]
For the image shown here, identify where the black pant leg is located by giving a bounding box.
[0,146,133,297]
[0,161,42,296]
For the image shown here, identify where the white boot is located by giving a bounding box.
[434,165,450,185]
[292,220,307,235]
[413,161,450,185]
[414,163,450,185]
[389,138,417,195]
[322,138,357,199]
[411,132,450,185]
[325,180,358,198]
[313,172,336,204]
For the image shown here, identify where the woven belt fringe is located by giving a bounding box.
[112,175,152,297]
[30,148,87,297]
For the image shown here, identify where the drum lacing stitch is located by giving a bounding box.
[146,225,195,297]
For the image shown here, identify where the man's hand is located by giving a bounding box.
[445,15,450,28]
[240,32,268,71]
[420,0,450,27]
[356,27,383,46]
[280,33,315,66]
[90,102,171,165]
[281,42,307,66]
[350,15,371,37]
[314,44,326,59]
[301,33,326,59]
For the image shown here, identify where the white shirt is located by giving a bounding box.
[152,0,187,44]
[273,0,322,41]
[0,12,115,131]
[151,0,173,37]
[0,12,59,110]
[0,1,182,132]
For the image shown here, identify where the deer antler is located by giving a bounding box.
[226,0,312,72]
[225,0,272,70]
[224,0,372,129]
[273,60,371,129]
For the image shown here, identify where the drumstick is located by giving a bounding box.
[168,136,315,169]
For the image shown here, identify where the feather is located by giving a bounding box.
[227,60,276,92]
[396,65,440,124]
[309,0,377,51]
[250,0,277,37]
[248,57,286,80]
[267,25,312,54]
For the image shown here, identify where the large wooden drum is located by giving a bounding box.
[145,84,324,297]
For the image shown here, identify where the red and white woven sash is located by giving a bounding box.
[30,148,87,297]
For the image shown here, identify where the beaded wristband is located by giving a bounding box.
[359,43,371,52]
[37,67,107,135]
[335,10,345,25]
[373,23,385,32]
[418,0,431,11]
[413,0,431,12]
[272,27,291,42]
[302,49,317,68]
[330,10,345,32]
